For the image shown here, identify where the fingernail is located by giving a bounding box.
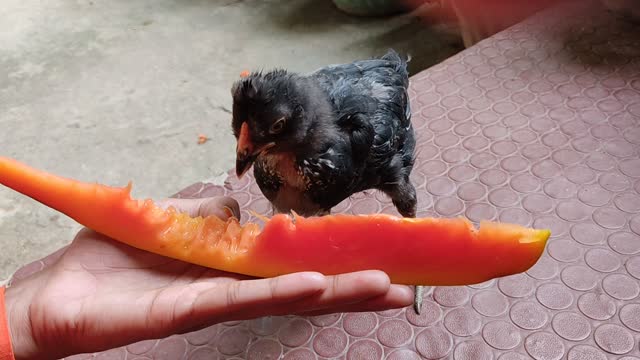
[286,272,327,288]
[223,206,236,219]
[392,285,415,304]
[404,288,416,304]
[301,272,326,284]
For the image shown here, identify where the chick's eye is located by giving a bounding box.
[270,118,286,134]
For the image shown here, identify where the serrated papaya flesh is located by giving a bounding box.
[0,156,549,285]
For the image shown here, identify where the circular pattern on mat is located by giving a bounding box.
[525,332,565,360]
[482,320,522,349]
[551,312,591,341]
[594,324,635,355]
[471,290,510,317]
[577,292,617,321]
[415,327,453,359]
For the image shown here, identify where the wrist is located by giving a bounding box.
[0,286,15,360]
[3,280,39,360]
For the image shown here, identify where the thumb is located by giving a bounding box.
[155,196,241,220]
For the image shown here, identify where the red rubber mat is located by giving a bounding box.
[10,0,640,358]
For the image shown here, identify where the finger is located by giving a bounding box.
[197,197,241,220]
[78,273,326,349]
[172,270,394,328]
[156,197,240,220]
[186,271,328,321]
[294,284,414,316]
[215,270,394,320]
[294,270,392,309]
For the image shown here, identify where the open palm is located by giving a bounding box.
[5,197,413,360]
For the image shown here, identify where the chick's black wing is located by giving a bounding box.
[308,50,415,191]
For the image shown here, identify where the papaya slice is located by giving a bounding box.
[0,156,549,285]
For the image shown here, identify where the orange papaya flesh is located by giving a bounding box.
[0,156,550,285]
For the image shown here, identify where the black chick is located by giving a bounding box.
[230,49,424,312]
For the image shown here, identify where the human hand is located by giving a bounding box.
[4,196,414,360]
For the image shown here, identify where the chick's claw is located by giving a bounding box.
[414,285,424,314]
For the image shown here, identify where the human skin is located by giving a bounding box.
[4,196,413,360]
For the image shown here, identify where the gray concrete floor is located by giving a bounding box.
[0,0,463,281]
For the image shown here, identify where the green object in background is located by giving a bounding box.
[332,0,411,16]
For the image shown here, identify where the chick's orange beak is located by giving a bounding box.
[235,122,255,178]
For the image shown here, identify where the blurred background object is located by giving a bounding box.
[331,0,413,16]
[332,0,562,47]
[416,0,559,46]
